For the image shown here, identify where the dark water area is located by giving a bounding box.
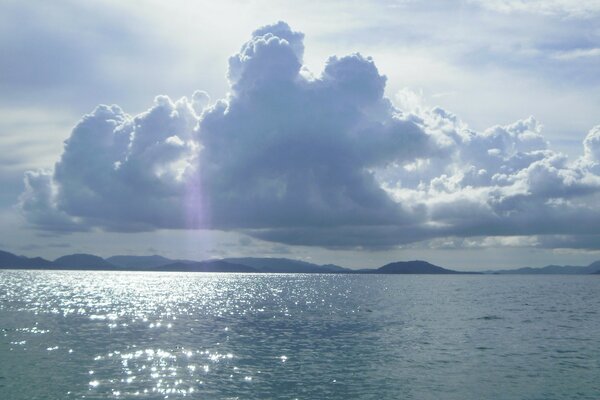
[1,270,599,399]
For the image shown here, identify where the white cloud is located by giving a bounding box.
[471,0,600,18]
[552,48,600,60]
[18,22,600,250]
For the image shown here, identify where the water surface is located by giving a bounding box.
[1,271,599,399]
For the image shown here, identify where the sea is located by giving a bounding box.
[1,270,599,399]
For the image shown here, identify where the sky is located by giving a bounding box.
[2,0,600,270]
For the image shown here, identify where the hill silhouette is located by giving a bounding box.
[377,260,474,274]
[2,248,599,274]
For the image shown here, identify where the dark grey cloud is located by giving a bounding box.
[535,234,600,250]
[19,22,600,250]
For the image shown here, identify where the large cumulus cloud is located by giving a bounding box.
[19,22,600,249]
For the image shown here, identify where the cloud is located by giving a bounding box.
[470,0,600,18]
[583,125,600,163]
[19,22,600,250]
[552,48,600,61]
[26,98,200,232]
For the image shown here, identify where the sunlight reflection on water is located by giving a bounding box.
[1,270,600,399]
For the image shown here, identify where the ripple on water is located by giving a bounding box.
[0,271,600,399]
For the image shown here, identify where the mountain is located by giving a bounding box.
[493,265,587,274]
[0,250,55,268]
[17,248,600,274]
[53,254,117,269]
[107,255,186,269]
[492,261,600,274]
[5,246,599,275]
[588,261,600,274]
[0,250,118,270]
[102,256,346,273]
[156,260,257,273]
[376,260,472,274]
[222,257,348,273]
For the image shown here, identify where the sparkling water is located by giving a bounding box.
[1,270,599,399]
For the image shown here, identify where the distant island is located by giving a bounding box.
[491,262,600,275]
[1,249,599,274]
[0,249,474,274]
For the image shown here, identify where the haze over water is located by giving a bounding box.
[1,270,599,399]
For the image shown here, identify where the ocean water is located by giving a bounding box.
[1,271,599,399]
